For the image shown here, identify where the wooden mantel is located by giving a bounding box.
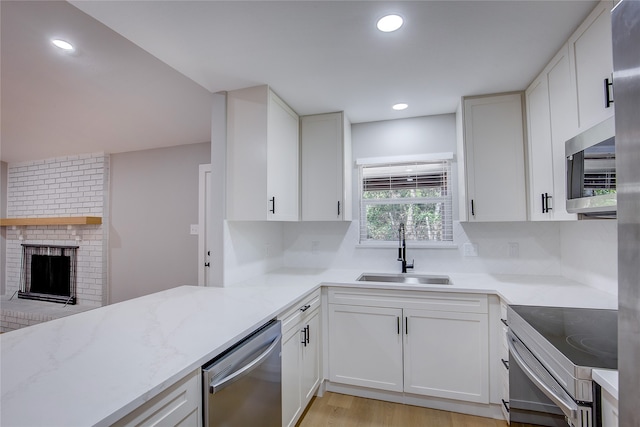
[0,217,102,226]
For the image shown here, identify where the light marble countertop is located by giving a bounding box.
[0,268,618,426]
[592,369,619,399]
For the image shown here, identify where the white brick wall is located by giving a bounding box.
[8,153,107,217]
[3,153,109,310]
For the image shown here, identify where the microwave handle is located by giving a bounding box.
[507,332,578,422]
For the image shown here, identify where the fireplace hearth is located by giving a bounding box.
[19,245,78,305]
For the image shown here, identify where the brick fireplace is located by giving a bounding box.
[1,153,109,332]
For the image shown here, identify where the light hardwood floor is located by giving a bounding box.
[297,392,509,427]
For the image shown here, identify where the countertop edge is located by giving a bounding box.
[592,368,619,400]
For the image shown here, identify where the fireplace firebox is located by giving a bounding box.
[19,245,78,305]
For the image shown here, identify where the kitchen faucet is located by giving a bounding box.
[397,223,414,274]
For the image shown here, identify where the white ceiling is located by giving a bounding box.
[1,0,598,164]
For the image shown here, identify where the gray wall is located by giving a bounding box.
[0,161,7,295]
[109,142,210,303]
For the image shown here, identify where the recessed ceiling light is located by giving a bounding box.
[377,14,403,32]
[51,39,74,51]
[393,103,408,111]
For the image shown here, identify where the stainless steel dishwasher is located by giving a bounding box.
[202,319,282,427]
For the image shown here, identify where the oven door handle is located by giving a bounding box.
[507,331,579,422]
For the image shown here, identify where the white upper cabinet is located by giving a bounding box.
[568,1,615,132]
[226,85,299,221]
[458,93,527,222]
[525,0,614,222]
[526,75,554,221]
[301,112,352,221]
[525,45,577,221]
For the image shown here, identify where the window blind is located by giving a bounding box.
[359,160,453,243]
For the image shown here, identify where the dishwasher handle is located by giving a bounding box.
[208,334,281,394]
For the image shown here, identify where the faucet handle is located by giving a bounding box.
[407,259,414,270]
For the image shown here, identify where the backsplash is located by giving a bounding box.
[560,219,617,294]
[282,220,563,276]
[3,153,109,307]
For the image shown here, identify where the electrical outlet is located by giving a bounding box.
[190,224,199,235]
[463,242,478,257]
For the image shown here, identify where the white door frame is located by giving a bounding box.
[198,164,212,286]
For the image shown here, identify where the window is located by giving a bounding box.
[358,155,453,244]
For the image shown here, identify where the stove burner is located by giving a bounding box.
[566,333,617,360]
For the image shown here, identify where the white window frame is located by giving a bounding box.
[357,153,455,248]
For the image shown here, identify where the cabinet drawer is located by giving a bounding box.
[328,287,488,314]
[113,369,201,427]
[279,289,321,334]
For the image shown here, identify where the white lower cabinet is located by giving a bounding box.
[280,290,321,427]
[328,288,489,404]
[113,369,201,427]
[403,309,488,402]
[497,299,510,422]
[601,386,619,427]
[328,304,404,392]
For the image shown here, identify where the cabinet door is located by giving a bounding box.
[526,76,554,221]
[112,369,202,427]
[281,327,302,427]
[267,92,300,221]
[403,309,489,403]
[301,309,320,403]
[463,93,527,222]
[328,304,403,392]
[547,45,578,221]
[568,1,615,131]
[301,113,349,221]
[601,388,619,427]
[226,85,269,221]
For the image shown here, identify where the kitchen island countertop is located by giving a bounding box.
[0,269,617,426]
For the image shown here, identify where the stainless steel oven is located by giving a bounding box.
[507,305,617,427]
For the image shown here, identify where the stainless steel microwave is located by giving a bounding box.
[566,116,616,216]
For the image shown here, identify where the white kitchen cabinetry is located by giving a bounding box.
[328,288,489,404]
[112,369,201,427]
[568,1,615,132]
[301,112,352,221]
[280,289,321,427]
[328,304,404,391]
[458,93,527,222]
[403,308,488,402]
[495,299,510,422]
[525,45,577,221]
[601,386,619,427]
[226,85,300,221]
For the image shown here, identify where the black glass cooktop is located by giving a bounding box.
[510,305,618,370]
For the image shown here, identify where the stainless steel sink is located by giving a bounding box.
[356,273,451,285]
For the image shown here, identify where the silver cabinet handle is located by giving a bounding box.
[209,335,281,394]
[507,332,578,421]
